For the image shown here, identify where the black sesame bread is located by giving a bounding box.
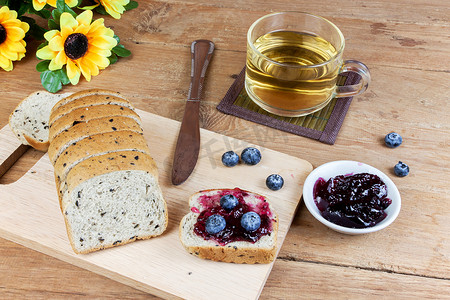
[61,151,167,254]
[9,91,72,151]
[48,116,143,164]
[49,105,141,142]
[180,188,278,264]
[53,130,150,202]
[50,89,126,117]
[49,94,134,128]
[47,91,168,254]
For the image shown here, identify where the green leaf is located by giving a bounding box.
[28,23,47,40]
[113,35,120,44]
[95,5,108,15]
[112,44,131,57]
[108,53,118,65]
[37,41,48,51]
[48,19,59,30]
[56,0,65,12]
[51,9,62,24]
[64,4,77,18]
[40,70,63,93]
[36,60,50,72]
[0,0,9,6]
[57,69,70,85]
[124,1,138,10]
[17,3,31,17]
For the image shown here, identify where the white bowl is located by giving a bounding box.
[303,160,401,235]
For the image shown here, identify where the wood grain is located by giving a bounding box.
[1,0,449,298]
[0,111,313,299]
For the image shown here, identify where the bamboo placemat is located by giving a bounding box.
[217,67,360,144]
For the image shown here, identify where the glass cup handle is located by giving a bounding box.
[335,60,371,98]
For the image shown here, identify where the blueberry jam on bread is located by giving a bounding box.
[180,188,278,264]
[194,189,274,245]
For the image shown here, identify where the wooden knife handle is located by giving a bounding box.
[188,40,215,101]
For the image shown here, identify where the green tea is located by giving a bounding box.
[245,30,341,114]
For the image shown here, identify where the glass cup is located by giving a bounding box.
[245,12,371,117]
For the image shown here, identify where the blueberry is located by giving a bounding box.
[205,214,226,234]
[241,147,261,165]
[394,161,409,177]
[221,151,239,167]
[266,174,284,191]
[385,132,403,148]
[220,194,238,211]
[240,212,261,232]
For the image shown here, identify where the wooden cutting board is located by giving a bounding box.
[0,109,312,300]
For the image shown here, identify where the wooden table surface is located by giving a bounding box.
[1,0,449,298]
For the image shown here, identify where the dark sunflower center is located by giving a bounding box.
[0,24,6,45]
[64,33,88,60]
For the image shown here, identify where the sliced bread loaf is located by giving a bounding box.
[49,105,141,142]
[64,170,167,254]
[61,151,167,254]
[53,130,149,192]
[49,94,134,127]
[180,188,278,264]
[50,89,125,116]
[48,116,143,164]
[9,91,72,151]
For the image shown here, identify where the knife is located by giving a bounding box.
[171,40,215,185]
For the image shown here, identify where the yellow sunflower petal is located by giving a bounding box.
[17,51,26,60]
[3,26,26,42]
[36,46,57,60]
[44,30,60,41]
[78,59,91,82]
[0,46,18,60]
[67,60,81,85]
[89,35,117,49]
[0,54,13,71]
[76,10,93,27]
[6,7,18,20]
[82,56,99,76]
[49,56,63,70]
[67,0,79,7]
[32,0,47,11]
[54,50,68,67]
[3,40,26,53]
[60,12,78,30]
[74,24,90,35]
[20,21,30,33]
[61,25,74,39]
[85,52,110,68]
[48,35,64,51]
[87,44,111,57]
[88,18,105,33]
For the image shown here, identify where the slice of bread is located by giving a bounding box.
[180,188,278,264]
[62,151,167,254]
[49,105,141,142]
[49,94,134,127]
[9,91,72,151]
[50,89,125,116]
[62,150,159,211]
[48,116,143,164]
[53,130,150,193]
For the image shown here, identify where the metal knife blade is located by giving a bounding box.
[171,40,215,185]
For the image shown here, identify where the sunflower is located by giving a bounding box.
[36,10,117,85]
[0,6,29,71]
[95,0,130,19]
[32,0,78,11]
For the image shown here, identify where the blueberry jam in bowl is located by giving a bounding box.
[303,161,401,235]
